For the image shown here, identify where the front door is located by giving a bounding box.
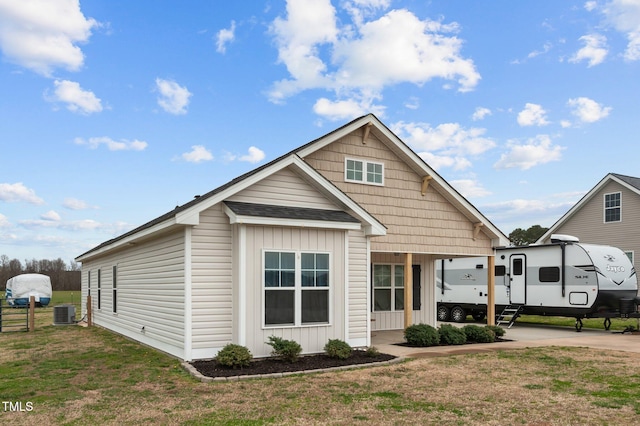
[509,255,526,304]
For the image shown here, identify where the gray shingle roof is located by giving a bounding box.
[224,201,360,223]
[612,173,640,191]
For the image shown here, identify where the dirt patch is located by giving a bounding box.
[190,350,396,378]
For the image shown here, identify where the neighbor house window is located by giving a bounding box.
[373,264,404,311]
[264,251,330,327]
[604,192,621,223]
[87,270,91,297]
[112,266,117,314]
[345,158,384,185]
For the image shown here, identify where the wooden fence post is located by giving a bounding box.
[87,295,92,326]
[29,295,35,332]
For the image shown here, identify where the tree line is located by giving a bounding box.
[0,255,81,291]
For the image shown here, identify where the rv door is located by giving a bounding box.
[510,254,526,304]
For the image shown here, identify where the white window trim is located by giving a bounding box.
[262,250,332,329]
[344,157,384,186]
[112,265,118,314]
[625,251,634,265]
[603,191,622,223]
[372,263,405,312]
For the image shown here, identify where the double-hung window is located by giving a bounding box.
[345,158,384,185]
[264,251,330,327]
[373,264,404,311]
[604,192,621,223]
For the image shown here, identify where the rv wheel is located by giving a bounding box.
[471,311,486,321]
[450,306,466,323]
[437,305,450,322]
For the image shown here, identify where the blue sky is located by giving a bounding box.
[1,0,639,263]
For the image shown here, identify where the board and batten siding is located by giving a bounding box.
[545,180,640,278]
[240,225,348,357]
[80,229,186,359]
[303,129,493,256]
[189,204,234,359]
[347,229,369,346]
[227,166,339,210]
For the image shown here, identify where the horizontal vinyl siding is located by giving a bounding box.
[304,129,493,255]
[551,180,640,277]
[80,229,185,358]
[228,167,338,210]
[190,205,233,351]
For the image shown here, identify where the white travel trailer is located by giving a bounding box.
[5,274,53,307]
[436,235,638,330]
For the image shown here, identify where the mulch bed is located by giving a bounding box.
[190,351,397,378]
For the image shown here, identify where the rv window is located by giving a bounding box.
[512,259,523,276]
[495,265,506,276]
[539,267,560,282]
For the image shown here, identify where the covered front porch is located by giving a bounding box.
[370,252,497,332]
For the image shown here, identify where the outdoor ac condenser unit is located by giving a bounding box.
[53,305,76,325]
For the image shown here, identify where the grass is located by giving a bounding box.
[1,292,640,424]
[516,314,640,331]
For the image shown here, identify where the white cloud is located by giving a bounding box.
[494,135,564,170]
[393,121,495,171]
[481,192,585,231]
[225,146,267,164]
[0,182,45,204]
[63,197,96,210]
[450,179,491,198]
[180,145,213,163]
[585,1,598,12]
[0,0,98,76]
[527,41,553,59]
[404,97,420,110]
[49,80,102,114]
[569,34,608,67]
[74,136,148,151]
[313,97,384,120]
[268,2,480,115]
[601,0,640,61]
[472,107,491,121]
[0,213,10,227]
[517,103,549,127]
[155,78,192,115]
[567,97,612,123]
[40,210,61,221]
[239,146,266,163]
[216,20,236,53]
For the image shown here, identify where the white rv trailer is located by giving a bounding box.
[436,235,638,330]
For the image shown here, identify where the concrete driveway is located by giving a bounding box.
[371,322,640,358]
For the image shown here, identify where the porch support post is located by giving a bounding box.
[404,253,413,329]
[487,255,496,326]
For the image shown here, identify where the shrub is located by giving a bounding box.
[485,325,506,338]
[324,339,352,359]
[438,324,467,345]
[215,344,252,369]
[266,336,302,363]
[462,324,495,343]
[404,323,439,347]
[364,346,380,357]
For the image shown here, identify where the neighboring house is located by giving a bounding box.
[537,173,640,274]
[76,114,508,361]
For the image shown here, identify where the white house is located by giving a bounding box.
[76,114,508,361]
